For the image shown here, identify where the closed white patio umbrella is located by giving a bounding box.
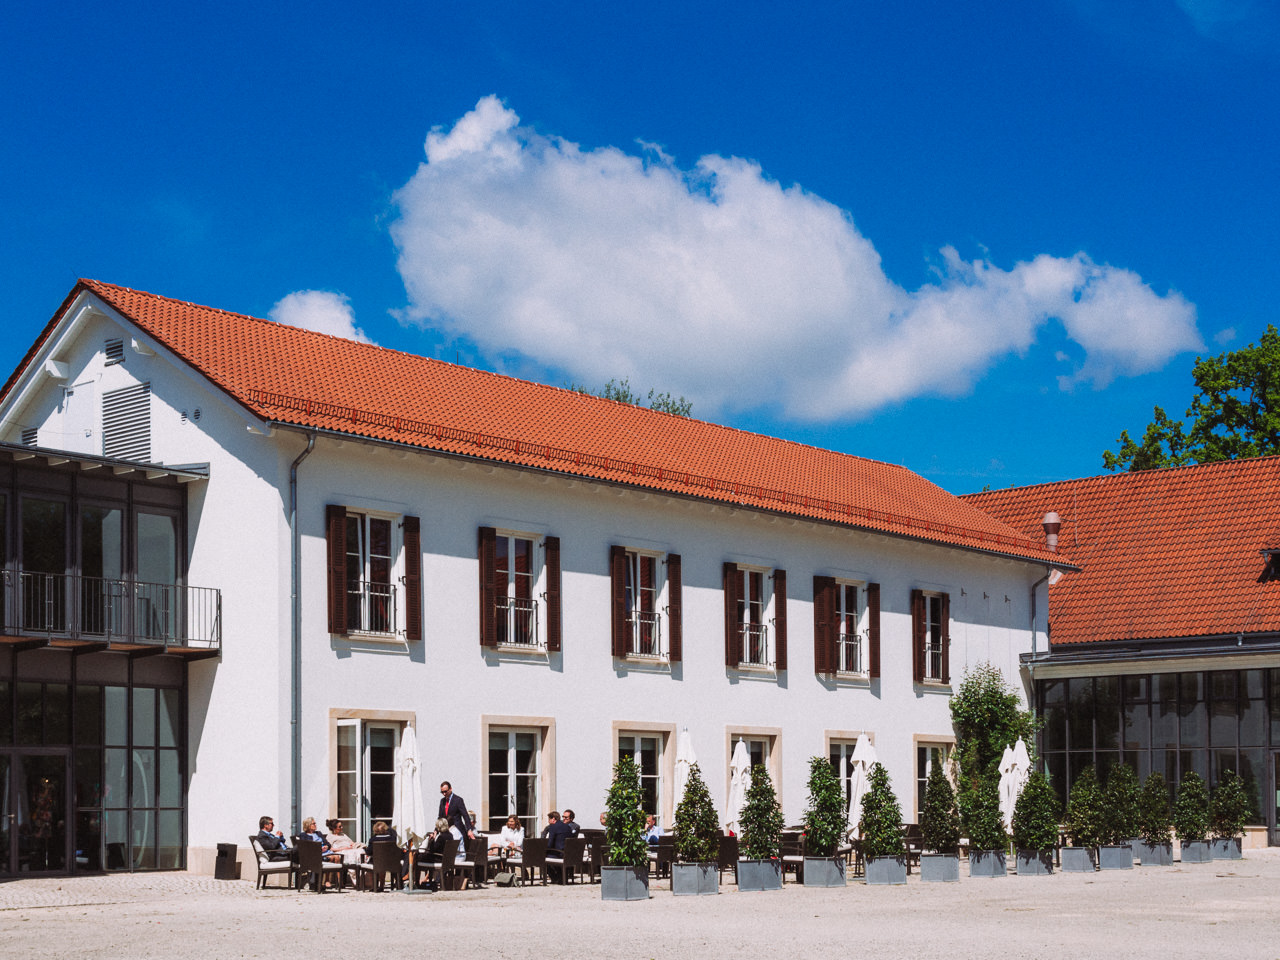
[998,744,1018,832]
[848,733,878,835]
[725,739,751,835]
[674,727,696,810]
[395,725,428,846]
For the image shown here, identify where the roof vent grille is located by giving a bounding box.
[104,338,124,365]
[20,427,37,447]
[102,382,151,461]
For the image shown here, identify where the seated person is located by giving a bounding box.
[324,818,366,858]
[644,814,663,845]
[542,811,573,859]
[256,815,293,861]
[561,809,580,837]
[489,815,524,855]
[422,817,467,864]
[301,816,341,863]
[369,819,400,847]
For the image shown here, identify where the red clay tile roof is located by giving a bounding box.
[7,280,1064,565]
[965,459,1280,645]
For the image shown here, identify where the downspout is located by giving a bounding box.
[289,431,316,835]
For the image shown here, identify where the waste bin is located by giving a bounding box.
[214,842,241,880]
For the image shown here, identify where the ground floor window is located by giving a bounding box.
[726,726,782,812]
[915,741,953,823]
[618,734,662,819]
[334,719,399,842]
[488,728,541,837]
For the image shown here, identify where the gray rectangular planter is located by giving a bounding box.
[968,849,1007,878]
[802,856,846,887]
[865,855,907,885]
[1211,837,1243,860]
[1098,844,1134,870]
[1137,840,1172,866]
[671,862,718,896]
[1015,850,1053,875]
[920,853,960,883]
[1060,846,1096,872]
[737,859,783,891]
[1180,840,1212,863]
[601,865,650,900]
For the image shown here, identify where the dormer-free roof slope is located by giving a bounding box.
[6,280,1062,565]
[965,458,1280,645]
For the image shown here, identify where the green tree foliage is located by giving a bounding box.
[1012,771,1060,852]
[802,756,848,857]
[605,754,650,868]
[1210,769,1251,840]
[673,762,720,864]
[858,763,905,860]
[568,377,693,417]
[1063,766,1104,848]
[949,663,1038,792]
[920,761,961,855]
[739,764,784,861]
[1101,763,1141,845]
[1103,325,1280,471]
[1136,772,1172,846]
[961,774,1007,852]
[1172,771,1210,843]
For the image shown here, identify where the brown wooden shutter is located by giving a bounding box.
[867,582,881,678]
[773,569,787,671]
[813,575,835,678]
[911,588,925,684]
[403,515,422,642]
[940,591,951,685]
[478,526,497,647]
[723,562,741,667]
[609,545,627,658]
[326,505,347,635]
[544,535,561,652]
[666,554,682,662]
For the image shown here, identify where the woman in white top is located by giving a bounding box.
[489,815,524,855]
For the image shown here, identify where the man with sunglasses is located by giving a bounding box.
[257,816,293,862]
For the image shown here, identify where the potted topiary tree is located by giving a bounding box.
[1061,765,1102,872]
[1135,772,1173,866]
[671,762,720,895]
[1011,770,1058,876]
[601,754,650,900]
[860,762,907,885]
[801,756,848,886]
[1099,764,1139,870]
[963,774,1007,878]
[1173,770,1211,864]
[1209,769,1249,860]
[737,764,785,891]
[919,760,961,883]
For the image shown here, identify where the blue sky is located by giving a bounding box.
[4,1,1277,493]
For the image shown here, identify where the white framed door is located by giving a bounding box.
[335,720,399,842]
[487,729,540,836]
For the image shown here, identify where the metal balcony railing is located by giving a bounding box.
[497,596,541,649]
[924,641,943,681]
[837,632,863,674]
[625,610,664,659]
[740,622,771,667]
[346,580,397,636]
[5,570,221,650]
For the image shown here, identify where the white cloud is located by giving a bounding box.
[268,290,373,344]
[391,96,1201,420]
[1214,326,1236,345]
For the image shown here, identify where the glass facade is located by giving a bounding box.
[1038,668,1272,825]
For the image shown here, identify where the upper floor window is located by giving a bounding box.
[723,562,787,670]
[478,527,560,652]
[326,506,421,641]
[813,577,881,678]
[609,547,682,662]
[911,589,950,684]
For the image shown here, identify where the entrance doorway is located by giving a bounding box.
[0,750,72,875]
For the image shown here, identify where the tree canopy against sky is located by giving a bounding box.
[1103,326,1280,472]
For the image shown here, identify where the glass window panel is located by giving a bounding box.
[1209,670,1238,701]
[103,809,129,870]
[75,811,102,871]
[336,724,357,772]
[1237,748,1265,825]
[1154,672,1179,703]
[76,748,103,807]
[1044,753,1066,812]
[22,497,66,574]
[515,733,536,775]
[76,684,103,746]
[104,686,128,746]
[104,748,129,808]
[132,687,156,747]
[1041,679,1067,752]
[1210,698,1238,748]
[1122,675,1149,703]
[1179,696,1206,747]
[489,733,510,773]
[132,750,156,808]
[1243,669,1265,700]
[1123,750,1151,783]
[158,688,180,749]
[45,683,70,745]
[1067,678,1094,751]
[0,680,9,745]
[1067,754,1095,792]
[158,750,181,807]
[1240,698,1265,747]
[132,811,156,869]
[1152,697,1178,749]
[157,809,183,870]
[336,772,358,821]
[1095,676,1120,750]
[1179,749,1208,785]
[1272,689,1280,744]
[136,512,177,585]
[80,505,124,580]
[1179,673,1204,705]
[1123,698,1149,750]
[1095,751,1119,787]
[17,681,42,745]
[1152,749,1177,789]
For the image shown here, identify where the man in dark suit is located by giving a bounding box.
[257,815,294,861]
[438,781,475,840]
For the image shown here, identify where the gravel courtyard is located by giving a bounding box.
[3,851,1277,960]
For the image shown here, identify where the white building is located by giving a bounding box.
[0,280,1065,875]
